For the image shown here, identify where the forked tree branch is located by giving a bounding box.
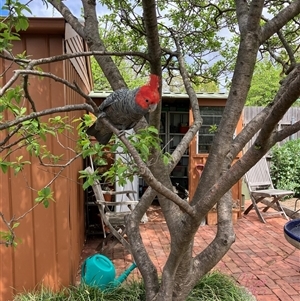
[99,117,196,217]
[0,69,97,112]
[0,212,16,246]
[0,50,149,66]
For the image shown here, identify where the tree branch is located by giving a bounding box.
[255,64,300,149]
[0,50,149,68]
[0,212,16,246]
[275,120,300,142]
[126,188,160,299]
[226,105,273,161]
[247,0,264,33]
[0,69,98,113]
[142,0,161,72]
[0,104,93,131]
[47,0,85,37]
[266,42,288,70]
[277,30,297,74]
[23,75,41,129]
[191,191,235,287]
[204,65,300,215]
[99,117,196,217]
[191,4,261,205]
[141,0,162,133]
[82,0,126,90]
[169,29,202,169]
[260,0,300,43]
[235,0,249,34]
[0,124,23,147]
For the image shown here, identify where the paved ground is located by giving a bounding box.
[79,201,300,301]
[282,198,300,212]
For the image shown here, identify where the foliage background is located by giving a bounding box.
[271,139,300,196]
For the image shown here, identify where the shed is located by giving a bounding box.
[88,91,243,229]
[0,18,92,300]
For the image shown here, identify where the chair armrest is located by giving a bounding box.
[96,200,138,212]
[103,190,136,195]
[96,200,138,206]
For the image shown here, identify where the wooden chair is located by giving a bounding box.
[85,167,138,253]
[244,157,294,223]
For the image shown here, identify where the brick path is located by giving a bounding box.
[80,204,300,301]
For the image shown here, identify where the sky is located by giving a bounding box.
[14,0,229,92]
[20,0,107,18]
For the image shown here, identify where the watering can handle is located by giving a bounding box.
[81,260,87,280]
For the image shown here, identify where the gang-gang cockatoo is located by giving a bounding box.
[86,74,160,144]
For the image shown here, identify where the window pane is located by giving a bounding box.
[197,106,224,153]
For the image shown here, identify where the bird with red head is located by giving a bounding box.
[86,74,161,144]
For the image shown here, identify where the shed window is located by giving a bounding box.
[197,106,224,153]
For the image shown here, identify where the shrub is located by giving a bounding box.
[186,271,254,301]
[14,271,254,301]
[270,139,300,197]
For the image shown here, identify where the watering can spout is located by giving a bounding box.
[112,262,137,287]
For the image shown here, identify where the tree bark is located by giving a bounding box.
[45,1,300,300]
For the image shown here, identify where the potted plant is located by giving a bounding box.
[103,184,114,202]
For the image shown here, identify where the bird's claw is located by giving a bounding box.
[98,111,106,118]
[117,130,125,138]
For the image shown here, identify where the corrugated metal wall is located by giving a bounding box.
[0,19,91,301]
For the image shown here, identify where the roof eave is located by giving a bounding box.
[89,91,228,100]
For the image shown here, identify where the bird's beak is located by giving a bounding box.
[148,103,157,113]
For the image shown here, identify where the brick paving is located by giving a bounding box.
[80,202,300,300]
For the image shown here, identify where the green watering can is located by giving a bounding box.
[81,254,137,290]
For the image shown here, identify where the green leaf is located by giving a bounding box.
[147,126,158,134]
[35,196,44,202]
[88,176,94,186]
[35,187,54,206]
[15,17,29,31]
[0,161,10,173]
[163,154,170,165]
[0,23,8,30]
[43,199,49,208]
[12,222,20,229]
[13,166,21,175]
[0,105,6,113]
[83,181,90,190]
[193,20,200,28]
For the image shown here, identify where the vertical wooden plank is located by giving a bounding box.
[49,35,72,287]
[64,60,85,284]
[0,54,13,301]
[0,153,14,301]
[2,36,37,296]
[25,34,58,290]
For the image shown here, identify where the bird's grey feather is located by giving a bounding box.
[87,88,149,144]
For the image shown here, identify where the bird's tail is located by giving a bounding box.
[86,124,112,145]
[86,123,97,136]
